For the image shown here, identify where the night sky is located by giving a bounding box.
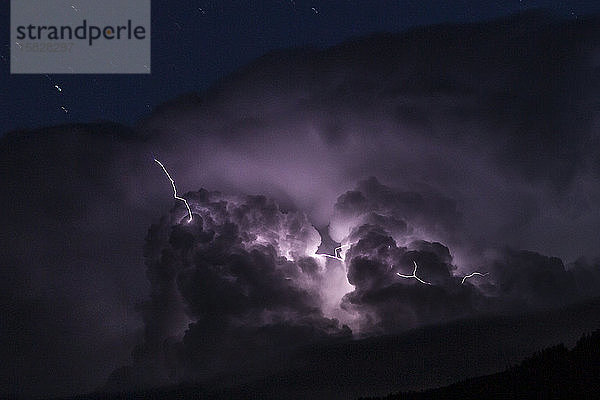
[0,0,599,133]
[2,1,600,399]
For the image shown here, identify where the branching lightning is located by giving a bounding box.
[396,261,431,285]
[319,244,350,262]
[149,159,486,291]
[461,271,489,285]
[154,158,193,223]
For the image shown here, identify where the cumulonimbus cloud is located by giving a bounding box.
[3,13,600,397]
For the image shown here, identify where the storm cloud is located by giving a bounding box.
[2,12,600,398]
[107,190,350,389]
[327,177,600,336]
[137,13,600,263]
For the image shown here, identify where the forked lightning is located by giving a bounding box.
[154,158,193,223]
[319,244,350,262]
[396,261,431,285]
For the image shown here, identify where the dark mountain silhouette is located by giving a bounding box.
[47,297,600,400]
[365,329,600,400]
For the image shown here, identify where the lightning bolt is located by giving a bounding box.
[319,244,351,262]
[461,271,489,285]
[154,158,193,223]
[396,261,431,285]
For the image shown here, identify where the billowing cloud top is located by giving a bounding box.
[140,13,600,262]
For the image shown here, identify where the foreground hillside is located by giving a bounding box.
[51,298,600,400]
[368,329,600,400]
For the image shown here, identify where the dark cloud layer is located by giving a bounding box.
[108,190,350,390]
[2,12,600,398]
